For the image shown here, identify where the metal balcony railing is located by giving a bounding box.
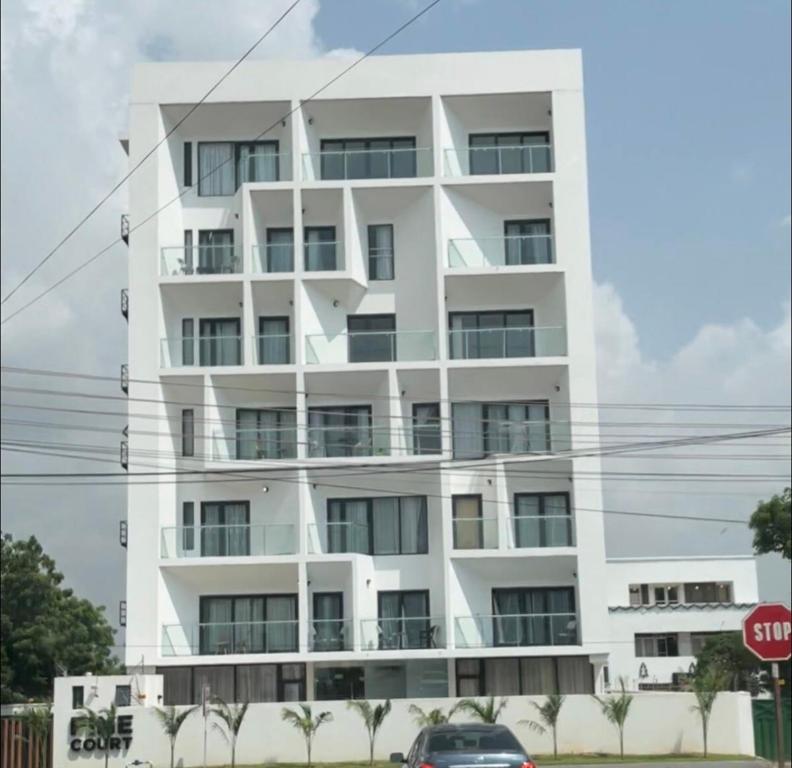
[508,515,574,548]
[451,517,499,550]
[360,616,445,651]
[303,147,433,181]
[252,334,291,365]
[447,234,554,268]
[448,326,567,360]
[162,620,299,656]
[160,245,242,277]
[444,144,552,176]
[309,619,354,652]
[304,241,342,272]
[252,243,294,274]
[307,522,370,555]
[305,330,437,365]
[237,152,293,183]
[160,524,297,559]
[160,336,243,367]
[454,612,578,649]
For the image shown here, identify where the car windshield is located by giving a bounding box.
[426,729,521,751]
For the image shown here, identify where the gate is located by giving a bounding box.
[0,718,51,768]
[753,698,792,761]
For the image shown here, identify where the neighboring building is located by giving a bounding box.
[606,556,759,690]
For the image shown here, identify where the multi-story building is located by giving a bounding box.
[123,48,612,705]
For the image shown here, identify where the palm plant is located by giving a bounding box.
[519,693,566,758]
[210,696,249,768]
[280,704,332,768]
[17,705,52,768]
[347,699,392,767]
[408,703,460,727]
[593,677,634,759]
[75,704,117,768]
[691,668,726,757]
[153,704,198,768]
[454,696,507,724]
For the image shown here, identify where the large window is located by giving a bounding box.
[504,219,553,265]
[198,140,280,196]
[265,228,294,272]
[182,501,195,552]
[377,590,432,650]
[320,137,417,180]
[368,224,394,280]
[257,317,290,364]
[197,229,237,274]
[627,581,732,607]
[412,403,442,455]
[181,409,195,457]
[451,401,551,458]
[452,495,484,549]
[448,310,535,359]
[198,318,241,366]
[492,587,577,647]
[200,501,250,557]
[304,226,337,271]
[635,633,680,658]
[455,657,593,696]
[308,405,372,457]
[236,408,297,460]
[468,132,551,175]
[513,493,572,548]
[315,666,364,701]
[327,496,428,555]
[312,593,345,652]
[347,314,396,363]
[199,594,297,655]
[684,582,733,604]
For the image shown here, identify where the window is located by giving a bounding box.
[412,403,441,455]
[513,493,572,547]
[199,595,298,654]
[278,663,306,701]
[451,401,551,458]
[304,226,337,271]
[684,582,732,604]
[320,137,417,180]
[198,140,280,195]
[257,317,290,364]
[469,132,551,174]
[236,141,279,184]
[635,633,680,658]
[312,593,344,652]
[114,685,132,706]
[236,408,297,460]
[201,501,250,557]
[456,659,484,697]
[492,587,576,647]
[183,142,192,187]
[181,319,195,366]
[182,501,195,551]
[377,590,431,649]
[347,314,396,363]
[653,585,680,606]
[308,405,372,458]
[452,495,484,549]
[181,409,194,457]
[197,229,236,274]
[448,310,535,360]
[504,219,553,265]
[326,496,428,555]
[368,224,394,280]
[72,686,84,709]
[198,318,241,366]
[315,666,364,700]
[265,228,294,272]
[456,656,593,696]
[181,230,194,275]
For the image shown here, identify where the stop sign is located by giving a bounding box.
[743,603,792,662]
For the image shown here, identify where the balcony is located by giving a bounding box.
[161,336,243,367]
[448,234,554,269]
[308,522,369,555]
[162,620,298,656]
[454,613,578,649]
[309,619,354,652]
[304,240,343,272]
[302,146,433,182]
[305,330,437,365]
[448,326,566,360]
[508,515,573,548]
[160,245,242,277]
[307,419,391,458]
[360,616,445,651]
[237,152,293,184]
[160,524,297,559]
[252,243,294,274]
[452,517,499,550]
[251,334,291,365]
[212,427,298,461]
[444,143,552,177]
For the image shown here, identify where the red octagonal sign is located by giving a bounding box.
[743,602,792,662]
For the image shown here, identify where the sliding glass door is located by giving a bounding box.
[199,318,241,366]
[313,593,344,651]
[200,501,250,557]
[378,590,430,650]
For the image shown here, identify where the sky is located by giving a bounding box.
[0,0,790,648]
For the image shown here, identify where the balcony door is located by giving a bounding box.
[199,318,241,366]
[448,310,534,359]
[492,587,575,647]
[504,219,552,265]
[327,499,368,554]
[258,316,290,364]
[313,593,344,651]
[377,590,430,650]
[412,403,441,455]
[237,141,279,184]
[200,501,249,557]
[347,314,396,363]
[514,493,572,547]
[452,495,483,549]
[198,229,234,274]
[308,405,372,457]
[304,226,337,271]
[265,228,294,272]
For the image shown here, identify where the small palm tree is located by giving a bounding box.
[17,705,52,768]
[408,703,460,727]
[75,704,117,768]
[454,696,507,724]
[593,677,634,759]
[210,696,249,768]
[280,704,332,768]
[520,693,566,758]
[347,699,392,767]
[153,705,198,768]
[691,668,726,757]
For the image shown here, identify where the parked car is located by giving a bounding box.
[390,723,537,768]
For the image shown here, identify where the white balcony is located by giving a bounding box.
[160,335,243,368]
[160,524,297,559]
[454,612,578,649]
[160,245,242,277]
[448,326,567,360]
[302,146,433,182]
[305,330,437,365]
[448,234,554,269]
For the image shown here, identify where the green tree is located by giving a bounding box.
[749,487,791,559]
[593,678,634,759]
[75,704,117,768]
[347,699,392,767]
[695,632,762,691]
[16,705,52,768]
[210,697,248,768]
[520,693,566,758]
[0,533,120,703]
[408,703,459,727]
[280,704,332,768]
[454,696,507,724]
[153,705,198,768]
[690,668,726,757]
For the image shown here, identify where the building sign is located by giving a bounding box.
[69,713,133,753]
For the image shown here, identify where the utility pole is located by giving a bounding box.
[201,683,210,768]
[772,663,785,768]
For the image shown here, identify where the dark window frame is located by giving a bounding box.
[513,492,572,547]
[346,313,397,363]
[114,685,132,707]
[312,591,345,652]
[181,409,195,457]
[468,131,551,175]
[635,633,680,658]
[308,404,373,458]
[454,656,594,696]
[182,501,195,551]
[200,500,251,557]
[367,223,395,280]
[235,407,297,460]
[491,586,577,647]
[412,402,442,455]
[481,400,551,455]
[452,494,484,549]
[319,136,417,180]
[265,227,295,273]
[183,142,193,187]
[197,140,280,196]
[448,309,535,360]
[303,225,338,271]
[198,316,242,366]
[376,589,431,649]
[257,316,291,365]
[72,686,84,709]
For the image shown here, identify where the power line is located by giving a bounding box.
[0,0,443,326]
[0,0,305,309]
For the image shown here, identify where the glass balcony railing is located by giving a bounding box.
[304,241,343,272]
[237,152,293,183]
[508,515,574,548]
[307,522,370,555]
[360,616,445,651]
[307,420,391,458]
[448,326,567,360]
[305,330,437,365]
[447,235,554,268]
[444,144,552,176]
[454,613,578,649]
[160,524,297,559]
[302,147,433,181]
[310,619,354,652]
[211,429,298,461]
[160,336,243,367]
[252,335,291,365]
[452,517,499,550]
[162,621,299,656]
[252,243,294,274]
[452,419,572,458]
[160,245,242,276]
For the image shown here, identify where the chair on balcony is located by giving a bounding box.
[420,624,440,649]
[557,619,577,644]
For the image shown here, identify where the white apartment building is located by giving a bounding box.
[122,49,754,708]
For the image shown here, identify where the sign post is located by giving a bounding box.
[743,603,792,768]
[201,684,211,768]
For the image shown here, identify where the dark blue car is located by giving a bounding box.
[390,723,536,768]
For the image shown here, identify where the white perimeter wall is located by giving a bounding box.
[53,692,755,765]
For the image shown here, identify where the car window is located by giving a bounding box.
[406,731,423,764]
[426,728,521,751]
